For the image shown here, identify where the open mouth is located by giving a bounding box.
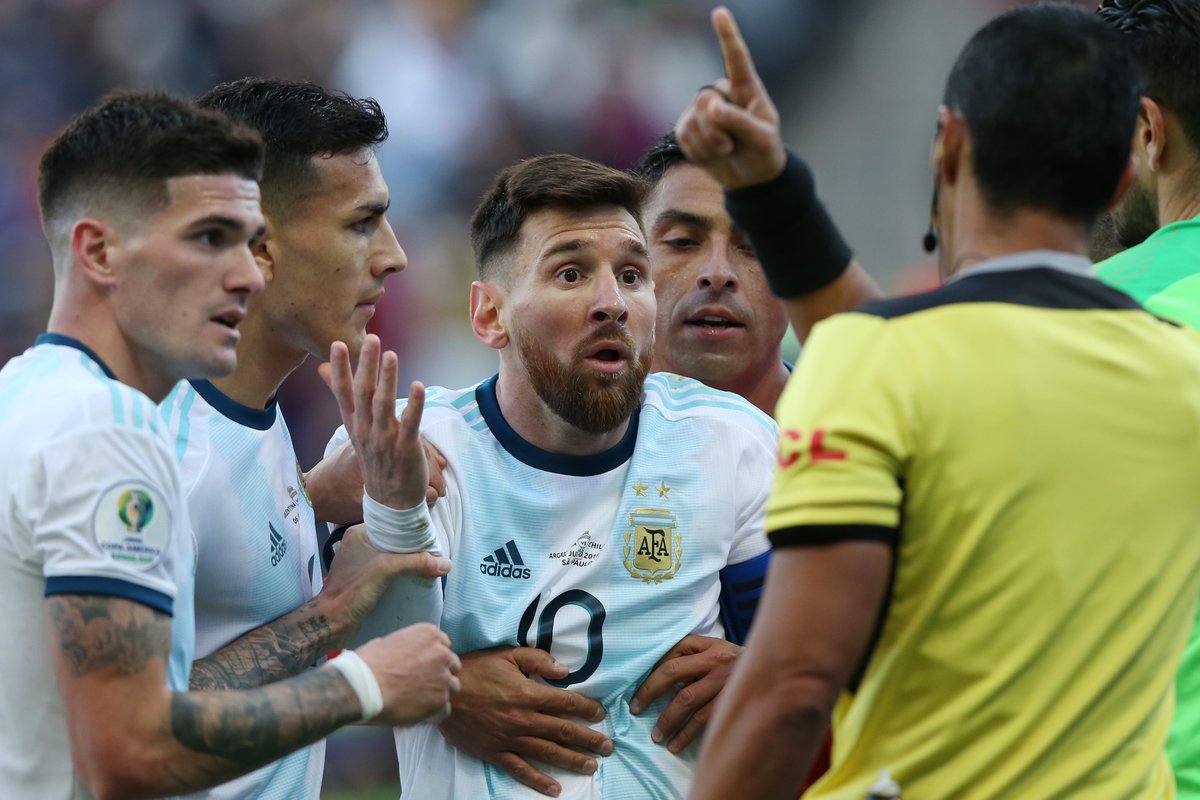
[211,313,242,330]
[687,316,743,329]
[590,348,624,362]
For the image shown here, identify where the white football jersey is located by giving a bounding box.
[0,335,195,799]
[328,372,777,799]
[160,379,324,800]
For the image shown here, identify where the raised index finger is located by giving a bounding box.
[712,6,760,90]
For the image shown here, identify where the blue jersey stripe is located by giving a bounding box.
[45,576,174,616]
[174,387,197,462]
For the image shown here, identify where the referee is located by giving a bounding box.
[684,5,1200,799]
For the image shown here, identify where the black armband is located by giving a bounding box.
[724,150,852,298]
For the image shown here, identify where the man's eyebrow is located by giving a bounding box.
[186,214,250,233]
[652,209,713,232]
[541,238,649,261]
[355,200,390,216]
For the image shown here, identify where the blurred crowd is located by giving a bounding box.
[0,0,854,465]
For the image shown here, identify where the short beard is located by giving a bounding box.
[519,325,651,435]
[1093,179,1159,260]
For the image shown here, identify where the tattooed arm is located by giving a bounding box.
[191,523,451,691]
[47,594,460,800]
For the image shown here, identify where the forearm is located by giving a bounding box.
[157,666,361,794]
[190,593,353,690]
[691,672,830,800]
[351,572,443,647]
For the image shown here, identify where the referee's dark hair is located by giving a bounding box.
[196,78,388,221]
[944,3,1145,223]
[1098,0,1200,151]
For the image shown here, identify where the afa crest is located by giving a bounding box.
[117,489,154,533]
[624,508,681,583]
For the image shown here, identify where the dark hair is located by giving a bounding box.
[195,78,388,217]
[634,131,688,187]
[1098,0,1200,151]
[38,89,263,234]
[943,3,1144,222]
[469,154,647,279]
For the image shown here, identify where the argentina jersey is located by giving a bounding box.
[160,379,323,800]
[335,372,777,800]
[0,335,195,799]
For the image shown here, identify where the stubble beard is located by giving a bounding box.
[518,326,652,435]
[1092,179,1159,260]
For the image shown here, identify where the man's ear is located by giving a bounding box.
[70,218,119,289]
[1135,95,1167,173]
[253,230,275,283]
[470,280,508,350]
[933,105,967,187]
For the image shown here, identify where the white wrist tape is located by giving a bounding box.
[329,649,384,722]
[362,492,439,554]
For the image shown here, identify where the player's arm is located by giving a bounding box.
[675,6,881,341]
[303,436,448,526]
[437,646,615,797]
[690,540,891,800]
[319,335,449,645]
[190,524,451,691]
[47,592,459,800]
[632,410,776,751]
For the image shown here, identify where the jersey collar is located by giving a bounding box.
[35,333,117,380]
[947,250,1093,284]
[475,374,639,476]
[189,379,278,430]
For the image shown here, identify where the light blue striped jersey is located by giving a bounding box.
[160,379,323,800]
[0,335,195,799]
[333,372,777,800]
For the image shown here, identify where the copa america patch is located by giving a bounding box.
[91,481,171,569]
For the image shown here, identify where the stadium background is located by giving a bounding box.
[0,0,1066,796]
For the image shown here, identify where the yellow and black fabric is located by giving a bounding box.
[770,251,1200,800]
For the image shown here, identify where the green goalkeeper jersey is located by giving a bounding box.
[1096,216,1200,328]
[1097,216,1200,800]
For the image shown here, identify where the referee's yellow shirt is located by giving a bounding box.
[769,252,1200,800]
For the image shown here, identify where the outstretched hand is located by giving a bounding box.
[674,6,786,189]
[319,335,429,511]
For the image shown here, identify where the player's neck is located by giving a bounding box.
[945,207,1089,278]
[731,356,789,418]
[1157,166,1200,228]
[46,298,177,402]
[493,372,633,456]
[209,315,306,409]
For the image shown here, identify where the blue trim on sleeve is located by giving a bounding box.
[35,333,117,380]
[190,379,277,430]
[45,576,174,616]
[718,551,771,645]
[475,374,639,476]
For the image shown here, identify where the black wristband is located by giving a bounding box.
[724,150,852,298]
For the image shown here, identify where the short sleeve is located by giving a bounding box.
[26,424,184,614]
[728,415,777,565]
[767,312,913,540]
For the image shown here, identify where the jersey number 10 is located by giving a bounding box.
[517,589,607,687]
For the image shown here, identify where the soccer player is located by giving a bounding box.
[1091,5,1200,795]
[637,131,879,415]
[429,131,880,797]
[685,5,1200,798]
[326,153,778,799]
[159,78,446,799]
[0,90,460,800]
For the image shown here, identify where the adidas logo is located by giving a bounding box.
[269,522,287,567]
[480,540,531,580]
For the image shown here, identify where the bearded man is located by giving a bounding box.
[324,153,778,799]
